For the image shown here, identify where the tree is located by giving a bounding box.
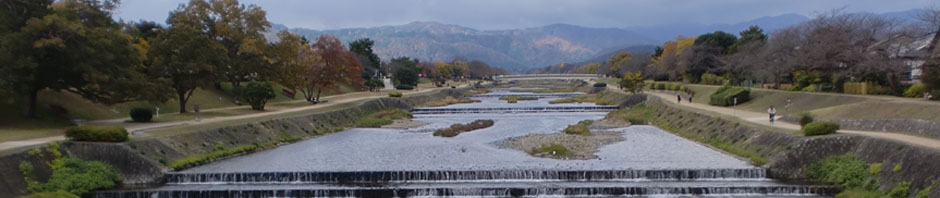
[168,0,271,87]
[620,71,645,93]
[234,81,275,110]
[433,61,453,85]
[349,38,381,71]
[729,26,767,53]
[0,0,165,117]
[919,7,940,92]
[149,26,226,113]
[389,57,420,86]
[308,35,364,102]
[694,31,738,54]
[607,50,633,77]
[266,31,310,97]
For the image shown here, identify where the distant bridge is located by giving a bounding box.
[466,93,584,98]
[494,74,604,82]
[411,106,618,114]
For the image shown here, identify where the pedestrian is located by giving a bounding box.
[677,94,682,104]
[768,105,776,125]
[688,93,693,103]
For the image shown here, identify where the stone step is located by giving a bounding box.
[95,181,837,198]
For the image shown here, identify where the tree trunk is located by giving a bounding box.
[178,90,188,114]
[24,87,40,118]
[315,88,323,102]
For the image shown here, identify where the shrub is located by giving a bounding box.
[64,126,128,142]
[592,82,607,87]
[700,73,728,85]
[627,118,648,125]
[798,112,814,128]
[530,144,571,157]
[19,191,80,198]
[395,84,414,90]
[904,83,926,98]
[806,155,868,188]
[387,91,403,98]
[234,81,276,110]
[564,120,592,135]
[708,86,751,106]
[803,122,840,136]
[916,186,932,198]
[801,84,817,92]
[129,108,153,122]
[655,82,665,90]
[888,181,911,198]
[43,158,121,195]
[433,120,495,137]
[931,90,940,101]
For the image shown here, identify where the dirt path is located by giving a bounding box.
[0,85,469,152]
[645,91,940,150]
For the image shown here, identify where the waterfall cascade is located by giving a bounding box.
[95,169,836,197]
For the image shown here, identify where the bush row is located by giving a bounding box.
[803,122,840,136]
[708,85,750,106]
[64,126,129,142]
[433,120,495,137]
[648,82,693,94]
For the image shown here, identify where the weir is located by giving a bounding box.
[466,93,584,98]
[411,106,618,114]
[93,90,837,197]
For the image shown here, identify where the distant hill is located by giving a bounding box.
[270,9,928,72]
[627,9,928,43]
[275,22,656,71]
[625,13,811,43]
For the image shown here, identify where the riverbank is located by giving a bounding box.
[615,90,940,197]
[0,85,479,197]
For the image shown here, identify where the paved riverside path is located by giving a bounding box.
[643,91,940,150]
[0,85,467,152]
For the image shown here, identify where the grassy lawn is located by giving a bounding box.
[678,84,940,122]
[0,82,363,142]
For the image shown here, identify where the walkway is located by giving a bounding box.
[0,85,468,152]
[644,91,940,150]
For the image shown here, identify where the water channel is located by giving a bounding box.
[96,88,834,197]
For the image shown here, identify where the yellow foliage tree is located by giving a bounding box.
[607,50,632,77]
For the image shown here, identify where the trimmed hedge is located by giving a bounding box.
[803,122,840,136]
[65,126,128,142]
[387,91,403,98]
[593,82,607,87]
[395,84,414,90]
[708,86,751,106]
[129,108,153,122]
[799,112,814,128]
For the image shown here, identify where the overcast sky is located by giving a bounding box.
[113,0,936,30]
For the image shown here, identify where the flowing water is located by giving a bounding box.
[96,89,834,197]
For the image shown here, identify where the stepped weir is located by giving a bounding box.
[95,90,836,197]
[411,106,618,114]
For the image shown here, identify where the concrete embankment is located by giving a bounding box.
[628,92,940,197]
[0,87,470,197]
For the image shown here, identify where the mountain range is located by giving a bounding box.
[273,9,926,71]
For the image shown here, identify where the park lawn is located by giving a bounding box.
[678,84,940,122]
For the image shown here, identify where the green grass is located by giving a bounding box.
[563,120,593,135]
[168,144,259,170]
[684,84,940,122]
[529,144,572,157]
[353,108,412,128]
[499,96,538,103]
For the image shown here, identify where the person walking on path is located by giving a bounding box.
[768,105,777,125]
[677,94,682,104]
[688,93,693,103]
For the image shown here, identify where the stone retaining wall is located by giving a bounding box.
[644,96,940,197]
[0,87,469,197]
[780,116,940,139]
